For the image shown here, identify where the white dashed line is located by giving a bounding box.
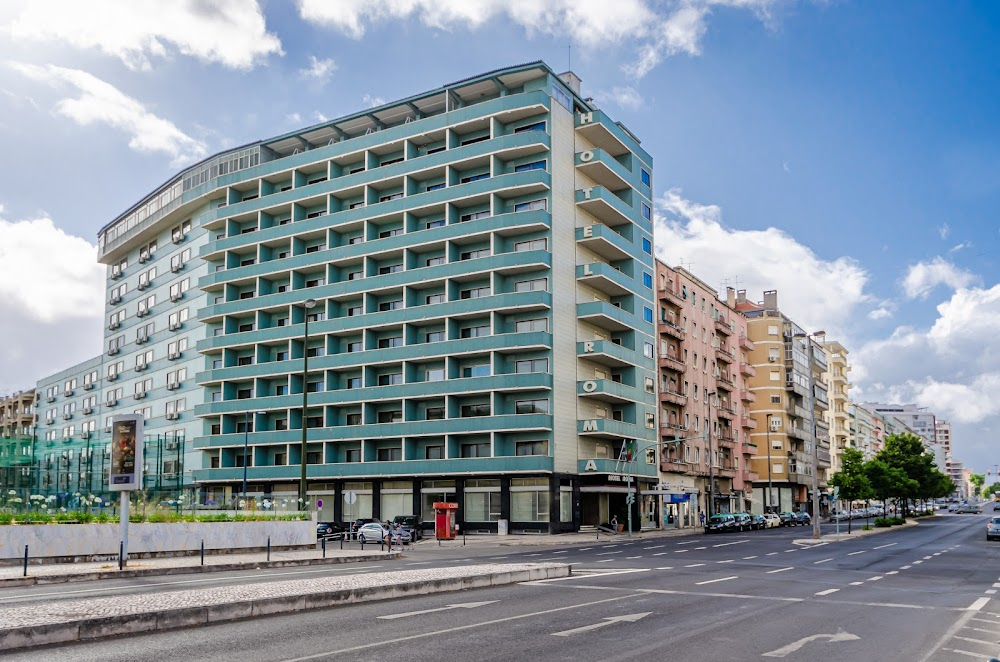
[652,552,667,556]
[695,547,707,550]
[712,540,748,548]
[814,558,833,565]
[873,543,897,550]
[597,559,616,563]
[685,563,706,568]
[596,551,622,556]
[743,556,758,560]
[923,556,933,560]
[913,560,923,565]
[766,567,794,574]
[525,553,541,557]
[784,549,797,553]
[626,556,642,560]
[847,551,866,556]
[886,571,898,575]
[643,545,666,550]
[656,567,674,570]
[675,550,690,554]
[849,581,864,586]
[986,590,997,595]
[867,576,883,582]
[766,552,779,556]
[578,549,592,552]
[815,588,840,596]
[696,576,738,585]
[716,560,734,564]
[968,597,991,611]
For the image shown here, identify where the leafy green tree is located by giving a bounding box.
[864,459,918,520]
[970,473,986,496]
[830,448,873,533]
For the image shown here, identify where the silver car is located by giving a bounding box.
[988,517,1000,541]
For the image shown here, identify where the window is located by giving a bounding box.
[460,286,490,299]
[378,193,403,203]
[460,210,491,222]
[514,238,547,252]
[425,331,445,343]
[346,377,361,389]
[460,173,490,184]
[515,318,548,333]
[346,414,362,426]
[237,388,253,399]
[462,363,490,378]
[643,307,653,323]
[461,325,490,338]
[514,160,546,173]
[378,263,403,275]
[425,407,445,421]
[770,395,781,404]
[643,342,654,358]
[346,342,362,353]
[425,218,446,229]
[347,306,363,317]
[641,237,652,254]
[378,373,403,386]
[515,399,549,415]
[642,272,652,288]
[346,449,362,463]
[425,445,444,459]
[514,359,548,373]
[461,248,490,260]
[460,134,490,146]
[377,410,402,423]
[514,199,546,213]
[377,447,402,461]
[645,412,655,429]
[461,442,491,458]
[425,293,445,304]
[645,377,655,393]
[514,278,547,293]
[426,257,445,267]
[306,380,324,393]
[514,121,545,133]
[515,440,548,456]
[641,203,652,221]
[378,228,403,238]
[461,403,491,417]
[425,368,445,382]
[426,184,446,193]
[378,299,403,312]
[378,336,403,349]
[640,169,651,187]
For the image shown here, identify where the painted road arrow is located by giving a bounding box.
[551,612,651,637]
[762,632,860,657]
[377,601,499,620]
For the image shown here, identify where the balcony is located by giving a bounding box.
[740,442,758,457]
[577,301,639,333]
[715,347,734,364]
[741,470,759,483]
[577,379,644,404]
[575,110,631,157]
[717,406,736,420]
[575,186,633,227]
[740,390,756,403]
[787,403,810,420]
[575,224,631,262]
[716,374,735,391]
[575,148,631,191]
[658,286,685,308]
[739,335,755,351]
[787,426,809,441]
[577,418,643,439]
[658,353,686,373]
[660,457,690,474]
[576,340,636,368]
[659,421,689,438]
[817,448,832,467]
[714,318,734,336]
[576,262,632,297]
[660,321,685,341]
[741,416,757,430]
[717,431,737,446]
[739,362,756,377]
[660,389,687,407]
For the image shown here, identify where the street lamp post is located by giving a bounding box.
[299,298,317,510]
[794,331,825,541]
[242,410,266,512]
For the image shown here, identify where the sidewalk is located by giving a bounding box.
[0,562,569,651]
[437,526,697,547]
[0,546,400,587]
[795,518,920,545]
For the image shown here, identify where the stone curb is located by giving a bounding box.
[793,517,922,544]
[0,564,570,651]
[0,552,401,588]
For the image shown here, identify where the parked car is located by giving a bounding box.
[956,503,983,514]
[987,517,1000,541]
[350,518,377,539]
[316,522,346,539]
[778,512,799,527]
[763,513,781,528]
[392,515,423,541]
[730,513,752,532]
[749,514,767,530]
[356,522,411,545]
[794,512,812,526]
[705,513,736,533]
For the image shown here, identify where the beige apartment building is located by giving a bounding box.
[0,389,35,438]
[655,261,756,525]
[823,341,851,474]
[735,290,831,515]
[0,389,36,493]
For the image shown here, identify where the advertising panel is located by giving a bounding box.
[109,414,143,491]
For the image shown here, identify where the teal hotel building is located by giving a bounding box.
[84,61,659,533]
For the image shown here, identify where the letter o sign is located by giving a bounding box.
[579,150,594,163]
[582,380,597,393]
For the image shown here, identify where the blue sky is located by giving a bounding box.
[0,1,996,475]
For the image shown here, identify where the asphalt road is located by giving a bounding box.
[4,512,1000,662]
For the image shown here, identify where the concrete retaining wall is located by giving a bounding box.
[0,520,314,560]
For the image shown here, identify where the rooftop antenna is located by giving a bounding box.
[721,276,743,290]
[567,42,572,71]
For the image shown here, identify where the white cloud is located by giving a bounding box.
[9,0,282,71]
[595,86,644,110]
[654,189,870,342]
[299,55,336,83]
[298,0,776,78]
[313,111,329,123]
[867,306,893,320]
[363,93,386,108]
[0,210,105,393]
[901,256,979,300]
[8,63,206,167]
[938,223,951,240]
[949,241,972,253]
[286,112,302,124]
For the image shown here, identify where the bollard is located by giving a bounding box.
[340,533,344,550]
[360,537,364,552]
[463,529,466,546]
[322,537,326,559]
[119,541,124,571]
[200,540,204,566]
[267,536,271,562]
[23,545,28,577]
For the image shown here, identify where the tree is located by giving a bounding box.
[830,448,872,533]
[864,459,918,520]
[875,432,946,515]
[970,473,986,496]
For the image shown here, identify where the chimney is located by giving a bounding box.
[736,289,747,305]
[726,287,736,308]
[558,71,582,95]
[763,289,778,311]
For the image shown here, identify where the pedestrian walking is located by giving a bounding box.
[610,515,618,533]
[699,510,706,526]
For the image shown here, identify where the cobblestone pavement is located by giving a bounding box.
[0,547,382,581]
[0,563,565,629]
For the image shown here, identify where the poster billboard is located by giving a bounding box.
[109,414,143,491]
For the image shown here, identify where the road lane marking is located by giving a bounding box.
[626,556,642,560]
[923,556,933,560]
[551,612,651,637]
[913,560,923,564]
[525,553,541,557]
[578,549,591,552]
[783,549,797,553]
[685,563,706,568]
[643,545,666,550]
[712,540,748,548]
[653,552,667,556]
[743,555,758,560]
[656,567,673,570]
[766,552,779,556]
[695,546,707,550]
[766,567,794,574]
[900,565,912,569]
[280,593,646,661]
[985,589,997,595]
[696,576,738,585]
[716,560,734,564]
[952,635,998,646]
[847,551,866,556]
[814,558,833,565]
[886,571,898,575]
[675,550,690,553]
[867,577,883,582]
[968,598,991,611]
[815,588,840,596]
[378,601,498,620]
[552,550,568,554]
[762,632,860,658]
[849,582,864,586]
[523,569,649,584]
[405,562,432,565]
[596,551,622,555]
[873,543,897,550]
[677,541,696,545]
[489,556,508,559]
[941,648,994,659]
[932,552,941,556]
[993,583,1000,588]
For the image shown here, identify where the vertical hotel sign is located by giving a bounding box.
[109,414,143,491]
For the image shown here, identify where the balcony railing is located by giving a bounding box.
[714,318,733,335]
[740,416,757,430]
[715,347,735,363]
[740,390,756,403]
[660,322,685,341]
[739,362,756,377]
[660,389,687,406]
[658,287,685,307]
[739,335,755,351]
[659,354,686,371]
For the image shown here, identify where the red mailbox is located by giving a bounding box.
[434,502,459,540]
